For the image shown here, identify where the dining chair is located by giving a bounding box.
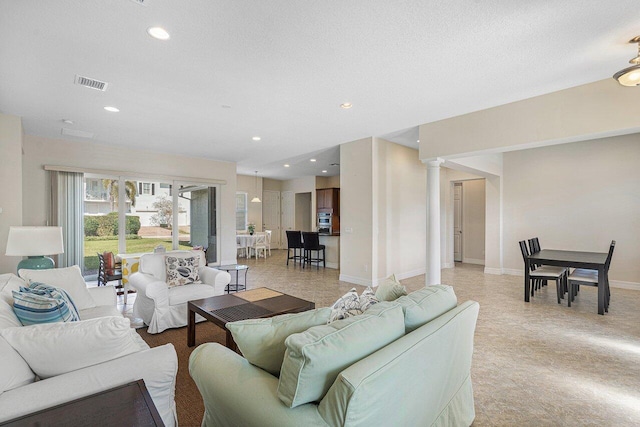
[251,233,268,259]
[286,230,303,265]
[302,232,326,269]
[264,230,272,256]
[97,252,123,288]
[567,240,615,310]
[236,235,247,258]
[518,240,567,303]
[528,237,545,290]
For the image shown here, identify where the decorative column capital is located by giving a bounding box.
[425,158,445,169]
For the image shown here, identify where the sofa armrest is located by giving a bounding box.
[0,343,178,427]
[189,343,328,427]
[87,286,116,307]
[198,267,231,295]
[129,272,169,306]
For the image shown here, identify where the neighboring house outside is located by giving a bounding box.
[83,178,190,227]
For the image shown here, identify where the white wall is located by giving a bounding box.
[375,138,426,281]
[0,114,23,273]
[340,137,374,284]
[502,134,640,285]
[21,135,238,265]
[419,79,640,160]
[340,137,426,286]
[236,174,263,231]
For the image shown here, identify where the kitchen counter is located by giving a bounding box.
[318,234,340,269]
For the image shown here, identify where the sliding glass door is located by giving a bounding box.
[82,176,220,279]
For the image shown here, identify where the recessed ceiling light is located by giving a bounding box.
[147,26,170,40]
[417,139,420,143]
[310,159,316,162]
[284,164,290,168]
[340,102,353,109]
[104,106,120,113]
[62,119,74,125]
[252,136,261,141]
[322,170,327,173]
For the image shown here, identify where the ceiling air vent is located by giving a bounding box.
[129,0,146,4]
[74,75,108,91]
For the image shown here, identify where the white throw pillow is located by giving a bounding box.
[0,316,149,379]
[0,336,35,393]
[19,266,96,310]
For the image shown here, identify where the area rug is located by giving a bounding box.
[137,323,226,427]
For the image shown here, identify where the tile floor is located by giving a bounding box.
[116,250,640,426]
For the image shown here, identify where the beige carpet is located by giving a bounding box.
[137,322,226,427]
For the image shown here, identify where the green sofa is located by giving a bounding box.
[189,286,479,427]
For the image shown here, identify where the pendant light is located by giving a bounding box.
[613,36,640,87]
[251,171,261,203]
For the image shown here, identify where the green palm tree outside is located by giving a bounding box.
[102,179,137,210]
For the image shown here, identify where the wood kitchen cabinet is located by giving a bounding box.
[317,188,340,214]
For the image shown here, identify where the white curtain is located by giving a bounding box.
[49,171,84,269]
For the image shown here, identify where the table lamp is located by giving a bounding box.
[5,226,64,273]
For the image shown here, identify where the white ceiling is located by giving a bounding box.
[1,1,639,179]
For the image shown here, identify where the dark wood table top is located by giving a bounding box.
[0,379,163,427]
[189,288,315,328]
[528,249,608,266]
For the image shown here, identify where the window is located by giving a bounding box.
[236,192,248,230]
[139,182,155,195]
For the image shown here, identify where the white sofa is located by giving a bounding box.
[129,250,231,334]
[0,272,178,426]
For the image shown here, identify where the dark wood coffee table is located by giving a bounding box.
[187,288,315,349]
[0,379,163,427]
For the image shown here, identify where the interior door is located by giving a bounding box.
[281,191,295,246]
[262,190,281,249]
[454,183,463,262]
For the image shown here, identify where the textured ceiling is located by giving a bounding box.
[1,0,638,179]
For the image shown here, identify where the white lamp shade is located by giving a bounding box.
[5,226,64,256]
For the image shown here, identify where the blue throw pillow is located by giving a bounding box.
[12,281,81,326]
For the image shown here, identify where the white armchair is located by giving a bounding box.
[129,250,231,334]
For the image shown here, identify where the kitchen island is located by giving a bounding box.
[319,234,340,269]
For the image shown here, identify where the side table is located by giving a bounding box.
[218,264,249,293]
[0,379,164,427]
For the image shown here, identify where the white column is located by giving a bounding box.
[426,159,444,285]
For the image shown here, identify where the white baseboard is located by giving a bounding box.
[325,262,339,270]
[462,258,485,266]
[502,268,523,276]
[610,280,640,291]
[442,262,455,269]
[339,274,372,287]
[484,267,502,275]
[395,268,426,281]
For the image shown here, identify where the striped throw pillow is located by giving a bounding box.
[12,282,80,326]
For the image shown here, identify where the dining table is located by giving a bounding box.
[526,249,609,315]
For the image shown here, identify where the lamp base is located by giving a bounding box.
[17,256,55,275]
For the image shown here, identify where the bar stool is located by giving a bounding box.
[286,230,303,265]
[302,232,325,269]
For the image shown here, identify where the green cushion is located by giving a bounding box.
[375,274,407,301]
[395,285,458,333]
[227,308,332,376]
[277,302,405,408]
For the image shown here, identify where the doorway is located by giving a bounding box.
[451,179,485,266]
[295,192,312,231]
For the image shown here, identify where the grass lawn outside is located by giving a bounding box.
[84,237,192,271]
